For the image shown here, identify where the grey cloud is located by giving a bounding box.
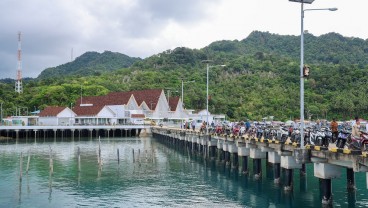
[0,0,221,79]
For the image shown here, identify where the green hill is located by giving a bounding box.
[1,31,368,121]
[37,51,141,79]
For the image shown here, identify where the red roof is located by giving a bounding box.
[108,89,162,110]
[131,114,145,118]
[168,96,179,111]
[74,89,163,111]
[73,105,105,116]
[39,106,66,117]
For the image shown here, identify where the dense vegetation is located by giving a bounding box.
[1,31,368,121]
[38,51,141,79]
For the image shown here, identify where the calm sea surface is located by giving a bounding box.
[0,137,367,207]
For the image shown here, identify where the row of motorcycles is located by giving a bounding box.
[211,124,368,151]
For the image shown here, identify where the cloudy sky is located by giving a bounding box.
[0,0,366,79]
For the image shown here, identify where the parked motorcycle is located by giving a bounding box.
[346,131,368,151]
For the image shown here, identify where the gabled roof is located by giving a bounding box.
[131,114,145,118]
[73,89,163,111]
[168,96,180,111]
[73,105,105,116]
[39,106,67,117]
[108,89,162,110]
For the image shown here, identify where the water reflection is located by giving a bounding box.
[1,137,368,207]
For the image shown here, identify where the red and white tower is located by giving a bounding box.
[15,32,23,93]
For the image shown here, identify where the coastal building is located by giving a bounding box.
[34,89,217,127]
[38,106,75,126]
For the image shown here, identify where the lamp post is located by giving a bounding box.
[181,79,195,128]
[203,60,226,135]
[290,0,337,148]
[0,102,3,125]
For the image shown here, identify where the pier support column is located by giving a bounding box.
[53,129,57,141]
[191,137,196,152]
[347,168,356,190]
[223,141,230,166]
[228,142,238,169]
[34,130,38,142]
[300,163,307,177]
[238,144,250,174]
[250,144,266,179]
[284,169,293,191]
[71,129,75,140]
[321,179,332,206]
[15,130,19,140]
[208,140,217,160]
[313,162,342,205]
[281,155,302,191]
[217,140,224,161]
[268,151,281,184]
[89,129,93,139]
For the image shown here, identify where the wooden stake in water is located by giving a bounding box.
[98,136,102,168]
[117,148,120,164]
[132,149,135,163]
[78,146,81,172]
[19,152,23,181]
[49,146,53,174]
[26,151,31,173]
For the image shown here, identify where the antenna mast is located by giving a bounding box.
[15,32,23,93]
[71,48,74,62]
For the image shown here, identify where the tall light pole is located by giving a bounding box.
[0,102,3,125]
[181,79,195,128]
[203,60,226,134]
[290,0,337,148]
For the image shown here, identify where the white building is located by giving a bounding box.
[39,107,76,126]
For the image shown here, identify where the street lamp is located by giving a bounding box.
[181,79,195,128]
[0,102,3,125]
[203,60,226,134]
[289,0,337,148]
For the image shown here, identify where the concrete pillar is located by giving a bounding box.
[253,159,262,179]
[268,151,281,184]
[274,163,281,184]
[347,168,356,190]
[314,162,342,205]
[217,140,223,161]
[238,146,250,174]
[208,140,217,160]
[34,130,38,142]
[53,129,57,141]
[250,145,266,179]
[321,179,332,205]
[107,129,110,138]
[281,155,302,191]
[240,156,247,174]
[300,163,306,176]
[223,141,230,165]
[228,142,238,169]
[284,169,293,191]
[15,130,19,140]
[89,129,93,139]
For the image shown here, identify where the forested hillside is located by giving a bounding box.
[37,51,141,79]
[1,31,368,121]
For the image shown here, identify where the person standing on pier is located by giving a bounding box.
[352,120,361,138]
[191,119,196,131]
[330,118,338,143]
[245,120,251,133]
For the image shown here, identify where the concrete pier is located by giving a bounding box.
[152,127,368,207]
